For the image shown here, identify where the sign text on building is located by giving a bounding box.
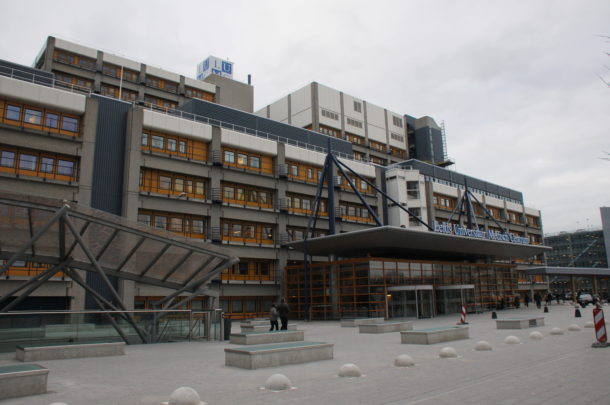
[434,222,530,244]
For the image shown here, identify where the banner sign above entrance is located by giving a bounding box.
[433,223,530,245]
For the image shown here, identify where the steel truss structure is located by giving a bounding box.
[0,191,238,343]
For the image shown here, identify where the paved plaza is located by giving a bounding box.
[0,304,608,404]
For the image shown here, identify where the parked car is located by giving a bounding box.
[578,293,593,306]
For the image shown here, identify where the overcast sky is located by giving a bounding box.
[1,0,608,234]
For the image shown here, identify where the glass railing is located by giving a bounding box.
[0,309,223,353]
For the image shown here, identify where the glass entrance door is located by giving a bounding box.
[417,289,433,318]
[388,287,433,319]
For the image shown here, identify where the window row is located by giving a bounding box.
[390,146,406,159]
[346,117,363,129]
[345,132,365,145]
[146,75,178,94]
[102,63,139,82]
[319,125,340,138]
[143,95,177,110]
[53,71,93,91]
[337,175,373,194]
[221,220,274,245]
[223,148,273,174]
[185,87,215,102]
[1,260,66,279]
[286,160,324,184]
[433,194,456,210]
[0,146,77,181]
[390,132,405,143]
[140,168,207,198]
[53,49,96,71]
[101,85,137,102]
[338,203,376,223]
[369,140,386,152]
[220,296,276,320]
[0,99,80,136]
[285,193,327,215]
[286,227,327,241]
[221,259,275,281]
[222,182,273,208]
[321,108,339,120]
[142,129,207,161]
[137,210,205,239]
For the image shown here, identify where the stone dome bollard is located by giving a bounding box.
[394,354,415,367]
[163,386,207,405]
[568,324,581,332]
[504,335,521,344]
[438,347,458,358]
[339,363,362,377]
[550,327,564,335]
[474,341,493,351]
[265,374,293,391]
[584,321,594,328]
[529,331,544,340]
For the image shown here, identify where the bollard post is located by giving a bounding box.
[544,305,549,313]
[491,311,497,319]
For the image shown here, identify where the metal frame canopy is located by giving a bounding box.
[287,226,551,260]
[0,191,238,342]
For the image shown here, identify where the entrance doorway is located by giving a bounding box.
[435,285,475,315]
[387,285,434,319]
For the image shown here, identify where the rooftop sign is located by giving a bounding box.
[197,56,233,80]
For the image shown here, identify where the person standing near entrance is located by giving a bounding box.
[269,303,279,331]
[278,298,290,330]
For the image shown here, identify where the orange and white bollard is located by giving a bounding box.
[457,305,468,325]
[592,305,608,348]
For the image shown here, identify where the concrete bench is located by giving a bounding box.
[225,341,333,369]
[16,341,125,362]
[240,323,297,333]
[230,330,305,345]
[340,317,385,327]
[358,321,413,334]
[400,326,470,344]
[0,364,48,400]
[496,317,545,329]
[240,319,270,327]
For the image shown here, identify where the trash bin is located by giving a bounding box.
[223,317,231,340]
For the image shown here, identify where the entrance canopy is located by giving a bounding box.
[524,266,610,277]
[287,226,550,260]
[0,190,238,302]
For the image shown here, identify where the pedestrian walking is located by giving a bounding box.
[546,293,552,306]
[269,303,279,331]
[514,295,520,309]
[278,298,290,330]
[524,294,530,308]
[534,293,541,309]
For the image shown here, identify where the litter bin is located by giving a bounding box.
[223,316,232,340]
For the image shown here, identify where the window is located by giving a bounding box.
[353,101,362,113]
[24,109,42,125]
[179,141,186,154]
[175,178,184,192]
[346,117,363,129]
[223,186,234,200]
[57,160,74,176]
[6,105,20,121]
[290,165,298,176]
[1,151,15,167]
[141,133,149,146]
[221,220,274,244]
[61,116,78,133]
[19,154,37,171]
[167,138,177,152]
[392,116,403,128]
[40,157,54,173]
[391,133,405,143]
[169,217,183,233]
[45,113,59,128]
[151,135,164,149]
[224,150,235,163]
[321,109,339,120]
[237,153,248,165]
[159,175,171,190]
[250,156,260,169]
[154,216,167,230]
[406,181,419,199]
[185,87,215,102]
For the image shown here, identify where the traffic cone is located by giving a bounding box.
[491,311,497,319]
[575,308,581,317]
[544,305,549,313]
[457,305,468,325]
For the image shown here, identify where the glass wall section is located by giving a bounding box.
[285,257,518,319]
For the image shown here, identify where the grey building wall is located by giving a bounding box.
[203,74,254,113]
[601,207,610,266]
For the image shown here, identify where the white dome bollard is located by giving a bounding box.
[474,341,493,351]
[584,321,594,328]
[550,327,564,335]
[529,331,544,340]
[504,335,521,344]
[163,386,207,405]
[265,374,293,391]
[339,363,362,377]
[438,347,458,358]
[394,354,415,367]
[567,324,581,331]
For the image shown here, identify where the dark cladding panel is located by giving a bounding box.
[179,99,352,156]
[0,59,53,86]
[90,95,130,215]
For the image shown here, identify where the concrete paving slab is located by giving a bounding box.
[0,305,607,404]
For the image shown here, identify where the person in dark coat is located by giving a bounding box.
[534,293,541,309]
[277,298,290,330]
[269,303,279,331]
[524,294,530,308]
